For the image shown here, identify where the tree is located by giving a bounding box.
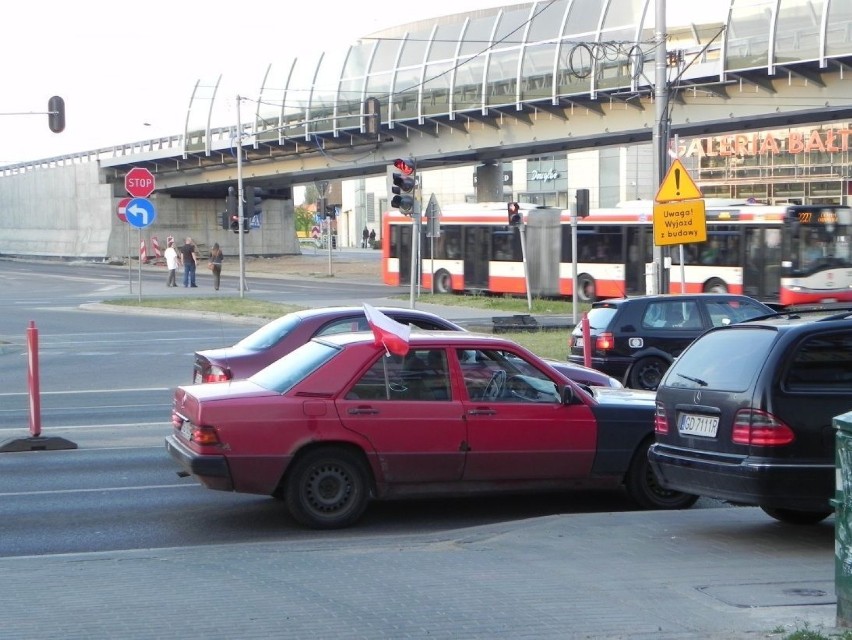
[303,184,319,206]
[294,204,315,237]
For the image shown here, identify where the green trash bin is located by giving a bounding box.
[834,411,852,626]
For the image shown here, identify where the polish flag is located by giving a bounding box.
[363,303,410,356]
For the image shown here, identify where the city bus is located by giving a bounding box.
[382,200,852,306]
[780,204,852,305]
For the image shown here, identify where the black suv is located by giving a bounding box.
[649,308,852,525]
[568,294,774,390]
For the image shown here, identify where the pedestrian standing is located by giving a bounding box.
[208,242,224,290]
[362,226,369,248]
[164,239,179,287]
[179,237,199,287]
[368,228,376,248]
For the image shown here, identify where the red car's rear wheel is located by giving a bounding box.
[285,447,370,529]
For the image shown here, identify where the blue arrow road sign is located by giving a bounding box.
[125,198,157,229]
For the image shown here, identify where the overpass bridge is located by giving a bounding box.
[2,0,851,259]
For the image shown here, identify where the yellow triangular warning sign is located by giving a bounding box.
[655,159,703,203]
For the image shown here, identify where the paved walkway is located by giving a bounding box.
[0,506,840,639]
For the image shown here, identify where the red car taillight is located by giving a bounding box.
[731,409,795,446]
[182,424,221,446]
[654,402,668,434]
[201,364,231,383]
[596,332,615,352]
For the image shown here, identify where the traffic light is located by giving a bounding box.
[227,186,240,232]
[391,156,416,214]
[47,96,65,133]
[507,201,521,226]
[220,211,229,230]
[250,187,262,218]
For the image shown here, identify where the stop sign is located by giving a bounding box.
[124,167,155,198]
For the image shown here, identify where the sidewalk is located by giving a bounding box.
[0,506,839,639]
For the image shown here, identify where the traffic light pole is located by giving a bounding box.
[409,200,420,310]
[519,223,532,312]
[236,96,246,298]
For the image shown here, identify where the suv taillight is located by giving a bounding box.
[654,402,668,434]
[731,409,795,446]
[596,332,615,352]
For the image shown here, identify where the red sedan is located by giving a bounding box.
[167,332,695,529]
[193,306,621,388]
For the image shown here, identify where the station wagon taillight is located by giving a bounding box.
[596,332,615,352]
[654,402,668,434]
[731,409,795,446]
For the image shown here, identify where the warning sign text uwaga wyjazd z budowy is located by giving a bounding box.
[652,201,707,246]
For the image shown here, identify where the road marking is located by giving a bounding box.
[0,484,195,498]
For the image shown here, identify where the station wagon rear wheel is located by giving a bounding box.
[625,440,699,510]
[285,447,370,529]
[628,356,668,391]
[760,506,832,525]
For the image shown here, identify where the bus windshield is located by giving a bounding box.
[785,205,852,273]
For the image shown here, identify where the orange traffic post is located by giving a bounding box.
[0,321,77,453]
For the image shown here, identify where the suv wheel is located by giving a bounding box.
[760,506,833,525]
[628,356,668,391]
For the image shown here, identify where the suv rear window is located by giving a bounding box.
[663,327,777,392]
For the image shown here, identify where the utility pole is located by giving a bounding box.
[652,0,670,295]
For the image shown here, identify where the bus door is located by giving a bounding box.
[625,226,651,295]
[463,227,490,289]
[742,227,781,301]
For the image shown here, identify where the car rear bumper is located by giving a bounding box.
[648,443,834,511]
[165,434,233,492]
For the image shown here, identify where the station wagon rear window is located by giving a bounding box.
[663,327,777,392]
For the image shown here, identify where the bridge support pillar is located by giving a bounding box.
[475,162,503,202]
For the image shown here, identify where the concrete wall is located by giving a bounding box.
[0,163,299,260]
[0,163,113,258]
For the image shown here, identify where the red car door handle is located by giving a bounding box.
[468,408,496,415]
[348,407,380,415]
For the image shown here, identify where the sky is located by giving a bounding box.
[0,0,507,165]
[0,0,721,166]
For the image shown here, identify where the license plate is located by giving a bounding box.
[181,422,193,441]
[678,413,719,437]
[574,337,583,348]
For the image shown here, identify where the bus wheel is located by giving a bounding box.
[577,274,596,302]
[704,278,728,294]
[434,269,452,294]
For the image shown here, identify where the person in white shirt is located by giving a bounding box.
[164,239,179,287]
